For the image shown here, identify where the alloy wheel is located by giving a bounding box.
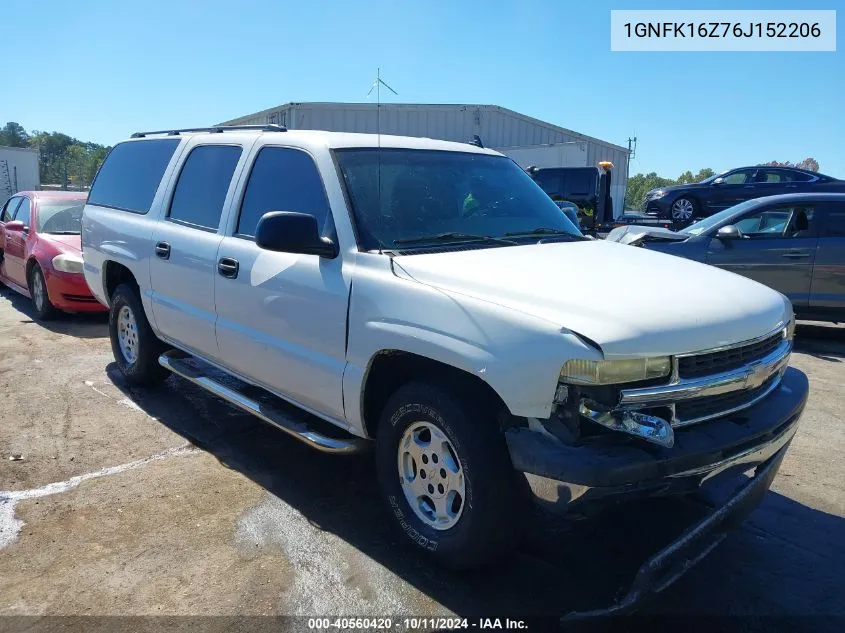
[397,421,466,530]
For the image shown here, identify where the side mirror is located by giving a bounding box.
[255,211,338,258]
[4,220,25,232]
[712,177,724,185]
[717,225,741,240]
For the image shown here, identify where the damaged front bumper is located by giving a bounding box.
[505,366,808,616]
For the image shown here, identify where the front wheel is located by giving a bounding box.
[670,197,697,223]
[29,265,58,320]
[109,284,170,386]
[375,381,520,569]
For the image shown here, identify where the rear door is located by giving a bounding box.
[706,202,818,308]
[148,141,247,360]
[809,201,845,311]
[0,196,22,269]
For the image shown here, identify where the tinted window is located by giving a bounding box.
[88,139,180,213]
[1,197,21,222]
[563,172,592,196]
[168,145,242,230]
[789,171,815,182]
[734,206,814,238]
[722,170,752,184]
[823,205,845,236]
[335,149,582,251]
[755,170,786,183]
[533,172,561,196]
[14,198,31,227]
[237,147,330,237]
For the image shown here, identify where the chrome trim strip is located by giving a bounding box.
[674,324,787,358]
[673,369,784,427]
[619,339,792,408]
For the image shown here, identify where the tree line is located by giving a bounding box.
[625,158,820,210]
[0,122,110,188]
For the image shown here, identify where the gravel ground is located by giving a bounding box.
[0,285,843,629]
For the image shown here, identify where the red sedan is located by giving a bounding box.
[0,191,107,319]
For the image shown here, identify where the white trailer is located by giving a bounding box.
[0,146,40,200]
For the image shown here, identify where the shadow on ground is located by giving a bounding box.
[103,356,845,626]
[794,321,845,362]
[0,284,108,338]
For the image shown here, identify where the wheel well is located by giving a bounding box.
[104,261,138,302]
[25,257,39,281]
[361,351,508,439]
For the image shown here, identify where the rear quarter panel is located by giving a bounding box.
[82,139,188,320]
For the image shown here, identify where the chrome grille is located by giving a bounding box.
[677,332,784,379]
[675,375,780,425]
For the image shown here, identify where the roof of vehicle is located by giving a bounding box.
[738,192,845,206]
[125,128,503,156]
[726,165,835,179]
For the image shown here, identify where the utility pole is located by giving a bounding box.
[626,136,637,184]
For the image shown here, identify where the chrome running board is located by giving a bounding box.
[158,350,370,454]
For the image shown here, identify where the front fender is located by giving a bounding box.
[343,260,602,434]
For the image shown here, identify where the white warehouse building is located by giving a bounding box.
[219,103,630,215]
[1,146,40,200]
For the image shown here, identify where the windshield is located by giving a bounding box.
[335,149,582,251]
[36,201,86,234]
[680,198,760,236]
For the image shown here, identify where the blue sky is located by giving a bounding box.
[3,0,843,178]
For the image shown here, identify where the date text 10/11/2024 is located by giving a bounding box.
[307,617,529,630]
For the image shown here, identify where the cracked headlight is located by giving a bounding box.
[560,357,671,386]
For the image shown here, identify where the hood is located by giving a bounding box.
[392,241,790,358]
[41,233,82,254]
[605,225,689,245]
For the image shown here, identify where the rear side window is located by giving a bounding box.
[168,145,243,231]
[88,139,180,214]
[822,204,845,237]
[237,147,330,237]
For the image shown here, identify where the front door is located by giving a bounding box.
[0,196,22,278]
[3,196,32,286]
[706,168,757,213]
[214,145,350,421]
[149,142,244,360]
[707,203,818,308]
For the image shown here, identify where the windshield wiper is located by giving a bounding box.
[394,232,517,246]
[505,227,586,240]
[45,231,81,235]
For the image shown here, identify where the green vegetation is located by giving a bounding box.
[625,159,820,210]
[0,122,110,188]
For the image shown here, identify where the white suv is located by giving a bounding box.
[82,125,806,612]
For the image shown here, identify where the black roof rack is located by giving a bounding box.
[130,124,287,138]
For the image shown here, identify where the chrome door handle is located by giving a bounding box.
[155,242,171,260]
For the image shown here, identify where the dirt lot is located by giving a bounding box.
[0,285,843,627]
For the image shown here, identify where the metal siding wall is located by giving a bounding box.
[226,103,628,212]
[0,147,40,194]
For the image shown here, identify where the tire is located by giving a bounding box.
[375,380,520,569]
[28,264,58,320]
[109,283,170,386]
[670,196,697,223]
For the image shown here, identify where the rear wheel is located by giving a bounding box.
[28,265,58,320]
[375,381,520,569]
[109,284,170,385]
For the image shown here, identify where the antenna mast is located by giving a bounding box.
[366,68,398,254]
